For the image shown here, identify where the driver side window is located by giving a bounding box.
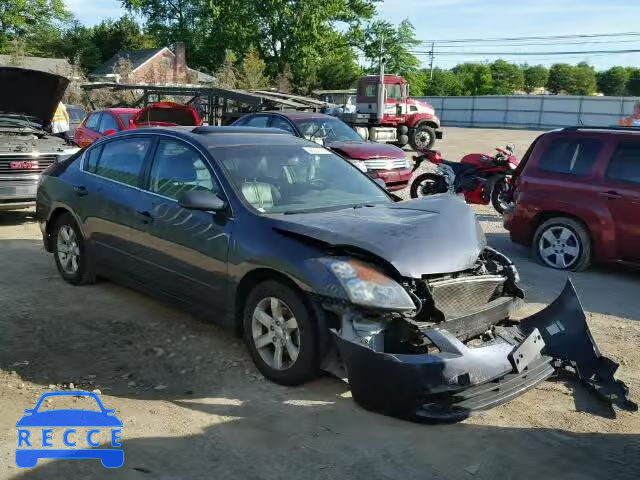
[149,140,220,200]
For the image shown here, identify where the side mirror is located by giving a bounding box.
[103,129,117,136]
[374,178,386,189]
[178,190,226,212]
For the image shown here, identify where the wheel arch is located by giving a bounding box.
[45,206,78,252]
[233,267,334,360]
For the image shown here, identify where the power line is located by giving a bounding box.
[434,38,640,48]
[416,31,640,44]
[410,49,640,56]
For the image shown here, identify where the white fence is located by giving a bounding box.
[416,95,639,129]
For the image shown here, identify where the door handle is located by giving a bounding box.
[73,185,88,197]
[599,190,622,200]
[136,210,154,224]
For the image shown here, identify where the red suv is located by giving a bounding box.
[74,103,202,148]
[504,127,640,271]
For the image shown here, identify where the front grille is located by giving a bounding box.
[363,158,407,170]
[0,155,57,175]
[427,275,505,319]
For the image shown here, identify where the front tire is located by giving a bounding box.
[532,217,591,271]
[243,280,319,386]
[410,173,448,198]
[409,125,436,151]
[52,213,95,285]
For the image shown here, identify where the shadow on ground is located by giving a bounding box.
[9,395,640,480]
[0,210,36,227]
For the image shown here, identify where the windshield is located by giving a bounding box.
[293,118,363,144]
[214,144,391,214]
[118,113,134,127]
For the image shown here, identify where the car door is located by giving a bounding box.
[78,135,155,274]
[132,137,232,314]
[75,112,102,147]
[599,140,640,261]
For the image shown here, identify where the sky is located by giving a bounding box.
[64,0,640,70]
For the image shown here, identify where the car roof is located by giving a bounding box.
[551,126,640,136]
[101,107,140,114]
[110,126,315,148]
[263,111,334,121]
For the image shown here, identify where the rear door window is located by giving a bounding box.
[270,116,295,134]
[93,137,153,187]
[538,138,603,176]
[606,143,640,185]
[244,115,269,128]
[98,113,120,134]
[84,113,101,131]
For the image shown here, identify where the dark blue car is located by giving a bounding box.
[16,391,123,468]
[34,126,633,422]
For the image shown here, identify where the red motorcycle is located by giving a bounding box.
[409,145,519,214]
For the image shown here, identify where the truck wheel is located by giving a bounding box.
[532,217,591,271]
[409,125,436,151]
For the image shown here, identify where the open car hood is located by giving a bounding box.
[130,102,201,127]
[0,67,68,125]
[272,195,485,278]
[327,141,406,161]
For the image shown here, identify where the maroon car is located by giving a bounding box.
[232,112,412,191]
[504,127,640,271]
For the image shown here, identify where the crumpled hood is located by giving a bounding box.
[271,195,486,278]
[0,67,68,125]
[327,141,406,161]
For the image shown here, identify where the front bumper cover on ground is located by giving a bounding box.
[334,280,637,423]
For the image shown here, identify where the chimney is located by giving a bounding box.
[174,42,186,83]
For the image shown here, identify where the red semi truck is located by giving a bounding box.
[335,74,443,150]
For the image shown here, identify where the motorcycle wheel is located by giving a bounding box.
[410,173,448,198]
[491,177,512,214]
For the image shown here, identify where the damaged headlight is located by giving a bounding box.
[321,259,415,311]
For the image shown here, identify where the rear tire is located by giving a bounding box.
[243,280,320,386]
[410,173,448,198]
[52,213,95,285]
[490,177,511,214]
[532,217,591,271]
[409,125,436,151]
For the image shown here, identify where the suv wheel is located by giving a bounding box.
[52,213,95,285]
[533,217,591,271]
[243,280,319,386]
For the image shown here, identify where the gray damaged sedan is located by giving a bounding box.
[36,127,636,422]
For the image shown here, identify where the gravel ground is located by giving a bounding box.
[0,127,638,479]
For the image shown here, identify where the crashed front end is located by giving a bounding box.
[315,248,636,423]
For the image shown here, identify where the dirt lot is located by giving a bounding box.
[1,127,638,479]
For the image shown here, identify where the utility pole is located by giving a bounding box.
[429,41,435,80]
[376,33,385,123]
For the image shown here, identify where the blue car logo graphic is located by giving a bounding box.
[16,391,123,468]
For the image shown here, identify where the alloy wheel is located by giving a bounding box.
[538,226,580,269]
[56,225,80,275]
[251,297,300,371]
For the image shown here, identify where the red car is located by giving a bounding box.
[504,127,640,271]
[232,112,412,191]
[74,102,201,148]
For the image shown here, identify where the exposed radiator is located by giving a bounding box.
[427,275,506,320]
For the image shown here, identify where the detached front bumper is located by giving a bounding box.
[333,280,636,422]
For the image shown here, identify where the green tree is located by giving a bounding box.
[357,19,420,77]
[238,47,268,90]
[490,60,523,94]
[571,62,597,95]
[214,50,238,89]
[547,63,576,94]
[317,45,362,90]
[453,63,493,95]
[275,63,293,93]
[597,67,630,96]
[90,16,155,63]
[626,67,640,96]
[0,0,71,54]
[523,65,548,93]
[423,68,463,96]
[54,22,102,73]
